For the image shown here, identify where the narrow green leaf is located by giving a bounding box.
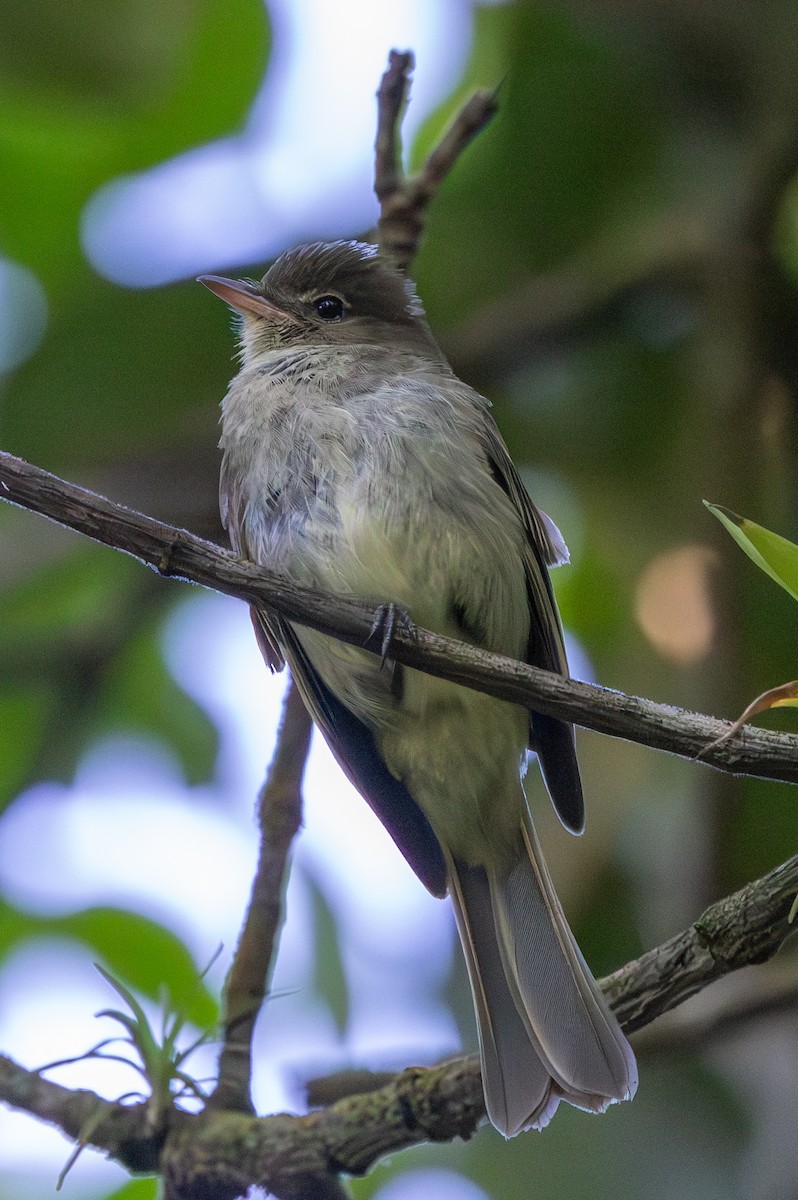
[704,502,798,602]
[307,875,349,1037]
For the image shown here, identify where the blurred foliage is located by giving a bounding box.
[3,0,798,1198]
[0,548,218,812]
[307,872,350,1037]
[105,1183,158,1200]
[0,0,269,281]
[0,899,217,1029]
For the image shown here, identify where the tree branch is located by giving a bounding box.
[210,680,311,1114]
[0,1056,162,1172]
[374,49,498,270]
[3,849,796,1194]
[2,448,798,784]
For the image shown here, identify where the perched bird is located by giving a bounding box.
[200,241,637,1136]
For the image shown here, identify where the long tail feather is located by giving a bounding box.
[448,818,637,1137]
[449,861,561,1135]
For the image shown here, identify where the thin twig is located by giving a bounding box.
[374,49,498,269]
[3,848,797,1190]
[210,680,312,1113]
[414,86,500,199]
[2,449,798,782]
[374,49,412,205]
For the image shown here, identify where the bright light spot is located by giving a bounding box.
[635,544,719,664]
[300,734,458,1063]
[0,943,150,1187]
[82,0,474,285]
[161,592,286,808]
[0,746,258,957]
[0,258,47,373]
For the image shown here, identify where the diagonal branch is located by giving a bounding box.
[2,449,798,784]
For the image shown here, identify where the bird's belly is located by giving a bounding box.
[290,507,531,865]
[298,620,529,864]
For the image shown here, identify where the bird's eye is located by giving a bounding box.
[313,294,345,321]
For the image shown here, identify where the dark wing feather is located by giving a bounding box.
[481,421,584,834]
[221,463,285,673]
[252,608,449,898]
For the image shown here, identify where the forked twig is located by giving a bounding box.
[375,49,498,269]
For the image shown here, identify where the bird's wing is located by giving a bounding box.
[220,461,285,672]
[479,417,584,834]
[254,608,449,898]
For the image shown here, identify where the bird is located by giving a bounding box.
[199,240,637,1137]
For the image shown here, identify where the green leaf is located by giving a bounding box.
[0,547,137,649]
[704,502,798,601]
[103,1178,159,1200]
[0,899,217,1030]
[307,874,349,1037]
[0,899,41,958]
[61,907,218,1030]
[97,606,219,786]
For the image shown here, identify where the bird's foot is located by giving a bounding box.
[367,601,415,667]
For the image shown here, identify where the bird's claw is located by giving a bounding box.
[367,601,415,667]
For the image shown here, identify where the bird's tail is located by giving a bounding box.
[447,816,637,1137]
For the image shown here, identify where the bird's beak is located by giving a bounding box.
[198,275,288,322]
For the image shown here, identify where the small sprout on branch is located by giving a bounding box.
[702,502,798,753]
[39,962,216,1132]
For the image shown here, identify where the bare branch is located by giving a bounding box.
[211,680,311,1113]
[2,449,798,784]
[413,86,500,200]
[374,49,497,269]
[374,49,413,206]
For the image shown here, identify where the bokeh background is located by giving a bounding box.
[2,1,798,1197]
